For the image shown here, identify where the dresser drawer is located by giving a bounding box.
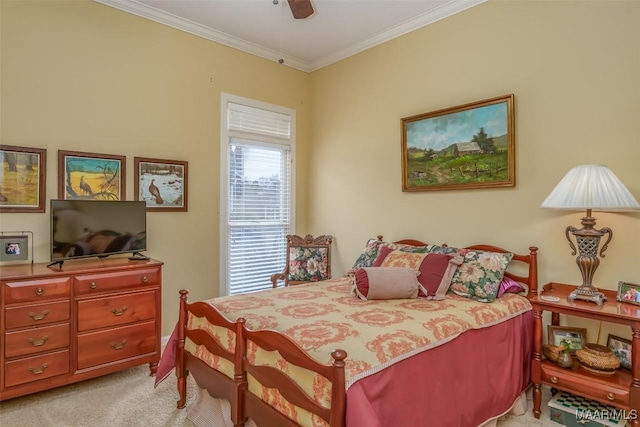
[5,301,70,329]
[4,350,70,388]
[541,365,629,408]
[77,290,156,332]
[76,320,156,370]
[74,267,160,295]
[5,323,70,358]
[3,277,71,304]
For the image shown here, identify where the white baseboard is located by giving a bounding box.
[161,334,171,348]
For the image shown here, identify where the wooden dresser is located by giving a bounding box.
[0,258,163,401]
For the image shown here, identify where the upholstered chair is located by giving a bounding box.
[271,234,333,288]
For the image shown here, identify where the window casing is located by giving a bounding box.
[220,94,295,295]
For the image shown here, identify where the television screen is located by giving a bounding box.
[50,199,147,263]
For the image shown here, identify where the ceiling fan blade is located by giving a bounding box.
[287,0,314,19]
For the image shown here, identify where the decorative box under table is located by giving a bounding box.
[549,391,631,427]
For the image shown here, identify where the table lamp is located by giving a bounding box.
[541,165,639,304]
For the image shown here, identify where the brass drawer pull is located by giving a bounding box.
[607,392,615,401]
[28,310,50,321]
[89,281,97,289]
[111,340,127,350]
[111,306,128,316]
[35,287,44,296]
[550,376,558,384]
[28,336,49,347]
[141,275,149,283]
[28,364,48,375]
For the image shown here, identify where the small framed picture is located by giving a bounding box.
[58,150,126,200]
[134,157,188,212]
[0,234,30,262]
[607,334,632,370]
[617,281,640,306]
[548,326,587,354]
[0,145,47,213]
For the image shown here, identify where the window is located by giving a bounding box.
[220,94,295,295]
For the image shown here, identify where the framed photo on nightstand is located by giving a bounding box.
[548,326,587,354]
[617,281,640,306]
[607,334,632,370]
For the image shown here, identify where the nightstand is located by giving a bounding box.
[530,283,640,426]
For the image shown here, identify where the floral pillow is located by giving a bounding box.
[350,238,385,272]
[287,246,330,282]
[427,245,514,303]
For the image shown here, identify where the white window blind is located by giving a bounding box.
[221,97,295,295]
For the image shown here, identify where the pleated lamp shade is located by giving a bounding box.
[541,165,639,211]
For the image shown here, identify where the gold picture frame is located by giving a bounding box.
[134,157,188,212]
[58,150,125,200]
[401,94,515,192]
[0,145,47,213]
[616,281,640,306]
[548,326,587,354]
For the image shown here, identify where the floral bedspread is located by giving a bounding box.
[186,276,531,389]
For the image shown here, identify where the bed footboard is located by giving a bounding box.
[240,318,347,427]
[177,290,245,426]
[177,290,347,426]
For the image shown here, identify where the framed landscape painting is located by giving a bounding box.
[0,145,47,213]
[401,94,515,192]
[134,157,188,212]
[58,150,125,200]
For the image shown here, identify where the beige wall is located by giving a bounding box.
[0,0,312,335]
[310,0,639,293]
[2,0,639,339]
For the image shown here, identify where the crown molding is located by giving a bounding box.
[309,0,487,71]
[94,0,309,71]
[94,0,486,73]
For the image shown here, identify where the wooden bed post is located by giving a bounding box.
[233,317,247,427]
[176,289,188,409]
[330,349,347,427]
[527,246,539,298]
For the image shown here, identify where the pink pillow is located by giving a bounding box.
[353,267,421,300]
[374,246,460,298]
[497,276,525,297]
[372,245,394,267]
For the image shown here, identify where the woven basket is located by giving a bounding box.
[575,343,620,373]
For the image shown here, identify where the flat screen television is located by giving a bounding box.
[49,199,147,267]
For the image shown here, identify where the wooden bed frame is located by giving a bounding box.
[175,240,539,426]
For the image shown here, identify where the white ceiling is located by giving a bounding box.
[95,0,485,72]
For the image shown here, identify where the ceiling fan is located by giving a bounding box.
[283,0,314,19]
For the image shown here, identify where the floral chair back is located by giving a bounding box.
[271,234,333,288]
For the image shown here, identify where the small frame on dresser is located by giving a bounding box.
[58,150,125,200]
[607,334,632,370]
[616,281,640,306]
[0,232,31,263]
[548,326,587,354]
[134,157,188,212]
[0,145,46,213]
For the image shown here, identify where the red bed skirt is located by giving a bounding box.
[345,310,533,427]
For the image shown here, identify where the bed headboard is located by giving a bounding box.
[389,237,539,298]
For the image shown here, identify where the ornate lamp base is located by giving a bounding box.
[568,286,607,305]
[563,210,613,307]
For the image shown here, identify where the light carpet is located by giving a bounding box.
[0,365,558,426]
